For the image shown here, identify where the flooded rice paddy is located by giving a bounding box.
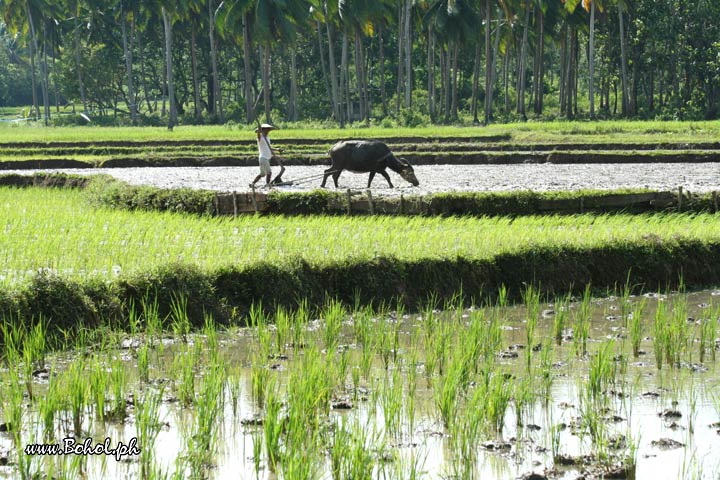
[1,288,720,479]
[5,162,720,195]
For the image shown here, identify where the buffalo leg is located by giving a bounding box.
[332,170,342,188]
[367,171,376,187]
[321,166,335,188]
[379,170,394,188]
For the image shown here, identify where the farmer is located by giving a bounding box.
[250,123,285,187]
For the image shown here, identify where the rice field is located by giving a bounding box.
[2,187,720,287]
[0,288,718,479]
[1,120,719,144]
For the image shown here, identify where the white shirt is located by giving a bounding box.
[258,134,272,159]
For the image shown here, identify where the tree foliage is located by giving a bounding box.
[0,0,718,124]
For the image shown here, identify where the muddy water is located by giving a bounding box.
[5,162,720,195]
[1,290,719,479]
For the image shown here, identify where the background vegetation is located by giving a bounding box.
[1,0,719,129]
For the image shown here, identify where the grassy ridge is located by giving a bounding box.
[1,185,720,329]
[1,120,719,144]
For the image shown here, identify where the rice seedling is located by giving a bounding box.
[553,293,571,345]
[514,375,535,430]
[263,387,284,473]
[250,355,271,409]
[523,285,542,372]
[629,298,646,357]
[405,336,420,437]
[538,339,554,406]
[587,341,616,403]
[135,386,165,480]
[330,418,379,480]
[337,348,351,391]
[249,303,272,358]
[394,443,428,480]
[434,357,463,430]
[1,319,47,400]
[280,440,320,480]
[380,368,404,439]
[360,334,375,381]
[667,296,690,366]
[173,346,196,407]
[202,313,218,355]
[169,293,191,343]
[687,377,698,435]
[574,285,594,357]
[274,305,291,353]
[89,358,108,421]
[321,298,345,352]
[39,367,62,439]
[188,361,226,469]
[698,305,718,363]
[251,428,263,478]
[137,343,151,383]
[108,356,128,421]
[618,274,634,327]
[285,346,333,426]
[141,293,164,349]
[290,298,310,349]
[653,297,668,369]
[486,372,512,433]
[64,357,90,435]
[227,368,242,418]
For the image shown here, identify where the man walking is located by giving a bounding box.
[250,123,285,187]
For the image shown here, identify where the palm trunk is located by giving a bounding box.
[427,26,436,122]
[209,0,223,121]
[396,1,404,114]
[324,13,342,126]
[41,34,50,125]
[289,49,298,121]
[341,31,350,121]
[403,0,412,107]
[29,38,38,119]
[136,30,153,113]
[26,2,43,122]
[121,9,137,123]
[588,1,596,118]
[471,38,481,124]
[439,46,446,122]
[191,26,201,120]
[533,5,544,115]
[74,17,87,113]
[261,43,271,123]
[353,26,365,121]
[517,2,530,119]
[444,45,451,120]
[451,42,459,120]
[559,24,567,115]
[503,41,510,114]
[489,14,501,112]
[316,21,331,118]
[379,24,387,117]
[618,2,629,116]
[483,0,492,124]
[162,7,177,129]
[243,13,254,122]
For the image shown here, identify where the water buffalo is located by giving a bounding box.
[321,140,420,188]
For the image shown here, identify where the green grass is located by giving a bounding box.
[0,119,719,144]
[2,186,720,287]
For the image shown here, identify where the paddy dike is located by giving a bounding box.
[2,137,720,170]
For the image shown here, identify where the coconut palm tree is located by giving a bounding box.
[253,0,311,123]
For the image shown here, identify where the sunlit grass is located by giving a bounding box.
[0,119,718,144]
[2,187,720,287]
